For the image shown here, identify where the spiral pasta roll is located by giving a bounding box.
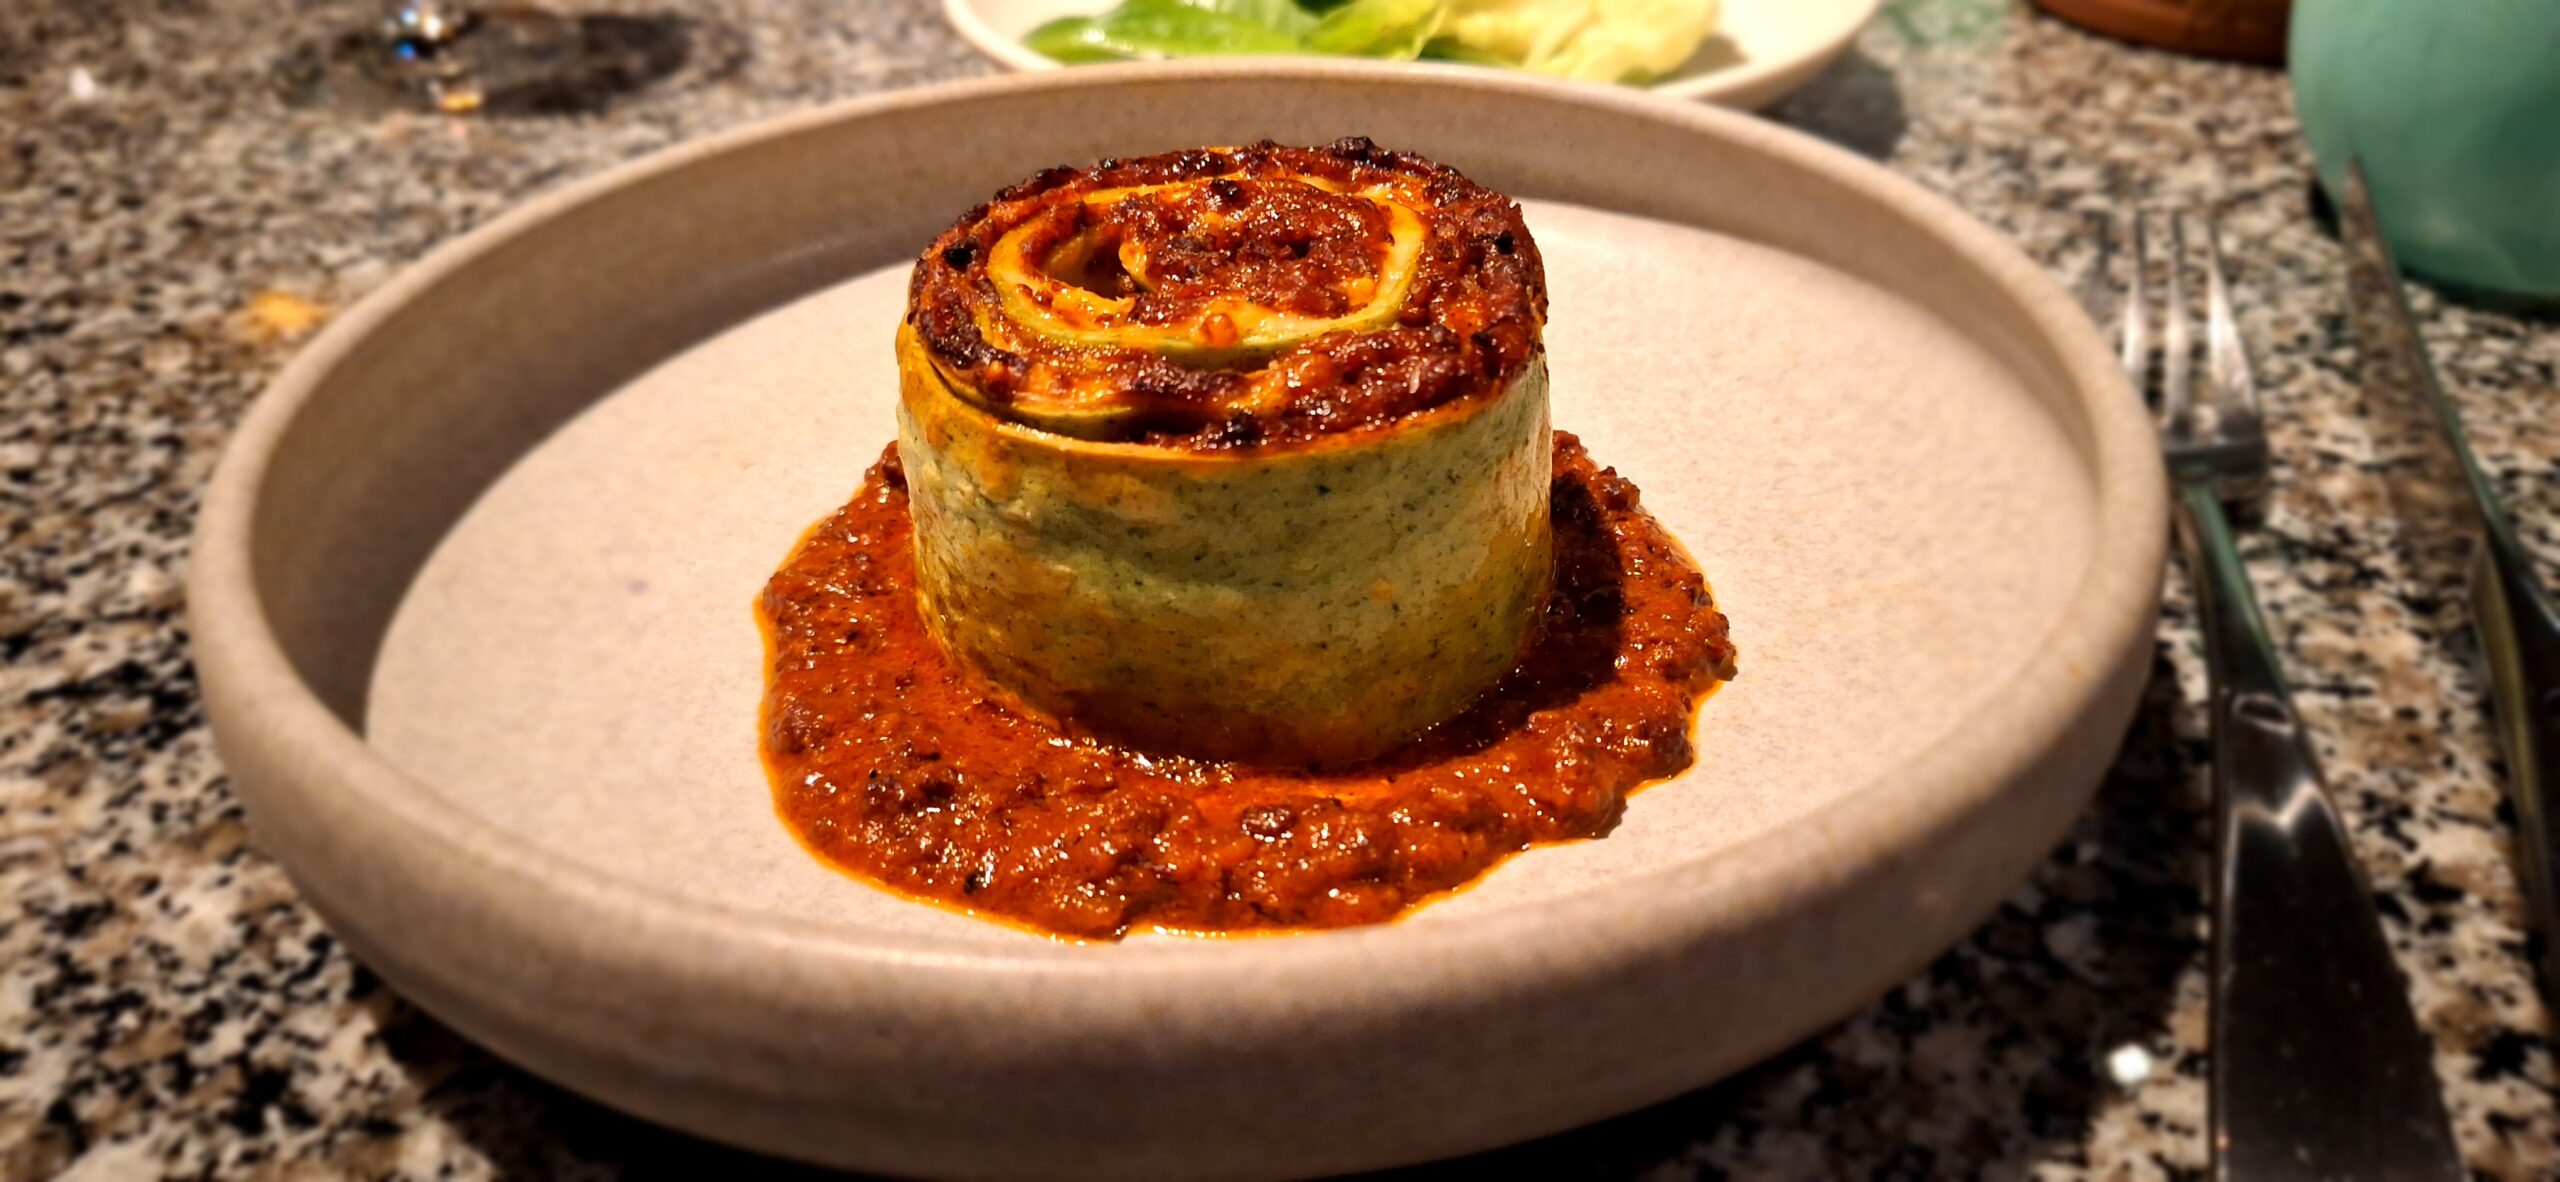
[896,138,1551,765]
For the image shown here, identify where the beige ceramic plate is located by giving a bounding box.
[191,63,2162,1181]
[946,0,1883,108]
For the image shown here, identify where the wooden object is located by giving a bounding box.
[2033,0,2291,63]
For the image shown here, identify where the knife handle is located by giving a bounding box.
[2181,483,2466,1182]
[2472,538,2560,996]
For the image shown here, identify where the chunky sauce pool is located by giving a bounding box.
[759,433,1735,939]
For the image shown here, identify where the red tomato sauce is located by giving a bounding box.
[759,433,1735,939]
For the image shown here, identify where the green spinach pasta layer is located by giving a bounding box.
[896,140,1552,764]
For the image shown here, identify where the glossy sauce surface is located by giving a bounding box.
[760,433,1735,938]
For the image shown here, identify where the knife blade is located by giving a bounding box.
[2334,157,2560,1003]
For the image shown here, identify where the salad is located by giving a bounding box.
[1026,0,1723,85]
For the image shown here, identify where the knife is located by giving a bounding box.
[2334,157,2560,1002]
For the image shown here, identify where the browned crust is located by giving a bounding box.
[906,138,1548,450]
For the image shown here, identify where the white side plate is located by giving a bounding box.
[946,0,1884,108]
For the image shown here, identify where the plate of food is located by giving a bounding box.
[944,0,1884,109]
[191,61,2162,1181]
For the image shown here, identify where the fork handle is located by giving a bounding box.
[2179,481,2466,1182]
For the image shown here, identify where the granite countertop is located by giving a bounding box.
[4,0,2555,1177]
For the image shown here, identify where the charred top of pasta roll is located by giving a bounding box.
[906,138,1547,449]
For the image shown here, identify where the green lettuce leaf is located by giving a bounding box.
[1304,0,1445,58]
[1435,0,1718,81]
[1026,0,1308,61]
[1199,0,1324,34]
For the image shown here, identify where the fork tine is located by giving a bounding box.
[2080,211,2116,321]
[2121,212,2153,402]
[2201,211,2263,430]
[2162,214,2195,436]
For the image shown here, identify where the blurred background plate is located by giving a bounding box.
[945,0,1883,108]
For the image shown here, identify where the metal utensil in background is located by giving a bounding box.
[277,1,712,116]
[2334,157,2560,1001]
[2106,209,2466,1182]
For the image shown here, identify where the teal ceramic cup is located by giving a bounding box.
[2290,0,2560,302]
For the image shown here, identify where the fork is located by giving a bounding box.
[2109,211,2464,1181]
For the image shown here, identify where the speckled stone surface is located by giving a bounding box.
[3,0,2554,1178]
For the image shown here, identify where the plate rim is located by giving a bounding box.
[197,54,2162,977]
[188,57,2164,1168]
[938,0,1888,107]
